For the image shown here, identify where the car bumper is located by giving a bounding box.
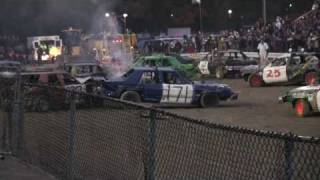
[278,95,288,103]
[229,93,239,100]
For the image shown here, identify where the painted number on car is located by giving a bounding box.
[263,66,288,83]
[266,69,281,78]
[198,61,210,75]
[161,84,193,104]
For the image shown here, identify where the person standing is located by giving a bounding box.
[257,38,269,69]
[195,32,202,52]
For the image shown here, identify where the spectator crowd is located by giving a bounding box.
[144,1,320,54]
[2,1,320,61]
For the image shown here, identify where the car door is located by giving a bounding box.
[263,58,288,83]
[140,71,162,102]
[160,71,193,104]
[162,58,172,67]
[286,56,302,80]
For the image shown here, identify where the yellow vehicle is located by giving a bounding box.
[85,33,137,61]
[61,28,137,61]
[61,28,82,56]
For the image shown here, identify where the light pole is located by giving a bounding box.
[228,9,233,18]
[227,9,233,29]
[123,13,128,34]
[262,0,267,25]
[195,0,203,33]
[104,12,129,34]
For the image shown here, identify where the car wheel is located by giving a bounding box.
[200,93,220,108]
[215,67,224,79]
[249,74,264,87]
[295,99,311,117]
[120,91,141,103]
[37,97,49,112]
[304,72,318,86]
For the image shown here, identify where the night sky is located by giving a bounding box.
[0,0,314,36]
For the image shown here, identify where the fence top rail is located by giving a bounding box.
[21,83,320,144]
[151,107,320,144]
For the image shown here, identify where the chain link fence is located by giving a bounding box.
[0,82,320,180]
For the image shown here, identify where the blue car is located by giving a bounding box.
[103,67,238,107]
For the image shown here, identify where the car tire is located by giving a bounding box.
[295,99,311,117]
[304,72,318,86]
[215,67,225,79]
[120,91,141,103]
[37,97,49,112]
[200,93,220,108]
[249,74,264,87]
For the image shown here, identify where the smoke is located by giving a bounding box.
[0,0,133,78]
[88,1,134,79]
[89,5,120,34]
[0,0,120,35]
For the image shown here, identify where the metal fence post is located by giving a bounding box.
[68,93,76,180]
[284,134,294,180]
[147,110,156,180]
[13,71,23,156]
[1,116,7,150]
[8,109,12,153]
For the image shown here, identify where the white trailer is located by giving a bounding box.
[27,35,63,61]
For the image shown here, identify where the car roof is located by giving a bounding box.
[0,60,21,65]
[218,49,242,53]
[291,52,319,56]
[277,54,291,59]
[65,62,100,66]
[133,67,175,72]
[21,70,67,75]
[141,54,175,59]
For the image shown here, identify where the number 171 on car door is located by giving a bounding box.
[161,84,194,104]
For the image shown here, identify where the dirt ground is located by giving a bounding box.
[163,79,320,137]
[0,156,56,180]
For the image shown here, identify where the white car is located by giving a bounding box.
[279,85,320,117]
[241,53,320,87]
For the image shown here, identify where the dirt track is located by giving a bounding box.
[163,79,320,137]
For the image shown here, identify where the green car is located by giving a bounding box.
[279,85,320,117]
[133,54,199,78]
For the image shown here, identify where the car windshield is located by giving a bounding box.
[122,69,134,78]
[271,58,287,66]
